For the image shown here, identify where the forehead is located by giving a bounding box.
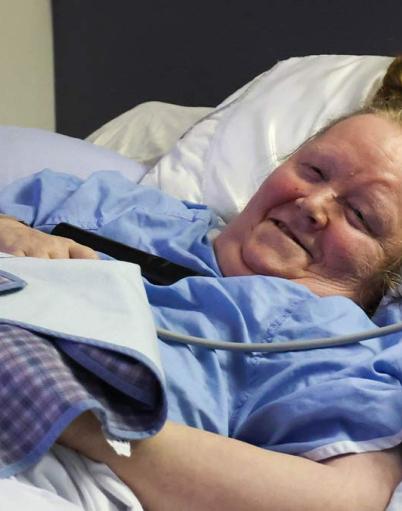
[306,114,402,179]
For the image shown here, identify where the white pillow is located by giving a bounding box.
[87,102,213,168]
[0,126,147,190]
[141,55,392,222]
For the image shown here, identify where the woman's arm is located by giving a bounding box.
[59,412,402,511]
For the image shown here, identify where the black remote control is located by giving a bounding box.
[51,223,202,285]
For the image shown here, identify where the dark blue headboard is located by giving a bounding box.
[52,0,402,139]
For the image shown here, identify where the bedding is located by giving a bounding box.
[0,126,147,190]
[88,102,213,169]
[0,477,82,510]
[18,445,144,511]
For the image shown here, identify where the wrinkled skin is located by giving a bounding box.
[215,114,402,305]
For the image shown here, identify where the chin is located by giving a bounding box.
[239,252,277,277]
[240,248,281,277]
[226,259,255,277]
[221,249,256,277]
[214,237,253,277]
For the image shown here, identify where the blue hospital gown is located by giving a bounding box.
[1,169,402,461]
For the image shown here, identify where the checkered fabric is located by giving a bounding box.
[0,323,164,477]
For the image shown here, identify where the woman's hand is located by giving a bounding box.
[0,216,99,259]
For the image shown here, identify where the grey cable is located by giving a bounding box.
[156,320,402,353]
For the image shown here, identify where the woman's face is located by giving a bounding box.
[214,114,402,301]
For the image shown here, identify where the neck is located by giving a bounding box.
[293,275,359,303]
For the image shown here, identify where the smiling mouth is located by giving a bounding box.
[271,219,311,255]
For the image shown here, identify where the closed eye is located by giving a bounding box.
[302,164,327,182]
[351,206,364,222]
[348,204,372,233]
[336,197,373,234]
[310,166,325,179]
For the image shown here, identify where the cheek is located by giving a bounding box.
[223,165,305,244]
[257,167,305,209]
[322,228,383,276]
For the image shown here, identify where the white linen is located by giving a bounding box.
[0,477,83,510]
[16,446,143,511]
[387,482,402,510]
[87,101,213,168]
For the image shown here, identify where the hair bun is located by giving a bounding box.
[372,56,402,106]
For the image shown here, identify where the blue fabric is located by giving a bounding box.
[1,169,402,460]
[0,319,163,478]
[0,255,166,478]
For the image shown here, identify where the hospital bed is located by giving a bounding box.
[1,1,402,509]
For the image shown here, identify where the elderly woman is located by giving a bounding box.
[1,61,402,510]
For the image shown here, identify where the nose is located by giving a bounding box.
[295,190,336,229]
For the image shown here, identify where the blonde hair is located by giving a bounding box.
[371,56,402,114]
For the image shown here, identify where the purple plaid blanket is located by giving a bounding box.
[0,315,166,478]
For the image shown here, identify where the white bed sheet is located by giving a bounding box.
[0,476,82,510]
[16,446,143,511]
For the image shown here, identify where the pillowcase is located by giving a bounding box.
[0,126,147,190]
[87,102,213,168]
[140,55,392,222]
